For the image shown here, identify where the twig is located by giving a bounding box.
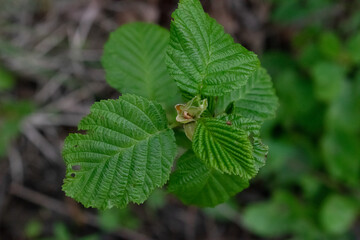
[44,82,107,113]
[71,0,101,50]
[35,72,68,103]
[29,113,85,127]
[9,183,153,240]
[10,182,67,215]
[34,25,66,56]
[8,146,24,183]
[0,163,10,218]
[22,121,60,163]
[185,207,197,240]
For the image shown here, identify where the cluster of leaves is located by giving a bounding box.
[62,0,278,209]
[241,3,360,238]
[0,66,34,158]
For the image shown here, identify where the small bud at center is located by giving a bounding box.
[175,96,208,124]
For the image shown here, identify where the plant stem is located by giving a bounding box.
[169,122,182,129]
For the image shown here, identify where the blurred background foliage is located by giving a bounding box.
[0,0,359,239]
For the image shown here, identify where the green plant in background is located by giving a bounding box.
[30,221,99,240]
[241,2,360,238]
[269,0,336,24]
[0,67,34,158]
[62,0,278,209]
[99,208,140,232]
[25,219,42,239]
[0,66,14,91]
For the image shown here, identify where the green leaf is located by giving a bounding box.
[218,114,268,170]
[318,31,341,59]
[326,81,360,133]
[252,138,269,170]
[218,114,261,135]
[62,94,177,209]
[217,67,278,122]
[320,194,358,235]
[168,151,249,207]
[233,67,278,121]
[347,32,360,64]
[102,22,181,111]
[322,131,360,186]
[242,190,305,237]
[311,62,344,102]
[298,43,323,69]
[192,118,256,178]
[166,0,259,97]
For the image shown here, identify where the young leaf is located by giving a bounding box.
[102,22,181,111]
[252,138,268,170]
[62,94,177,209]
[168,151,249,207]
[218,114,261,135]
[218,67,278,121]
[166,0,259,97]
[192,118,256,178]
[219,114,268,170]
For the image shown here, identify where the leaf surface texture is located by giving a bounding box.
[102,22,181,111]
[168,151,249,207]
[192,118,256,178]
[219,114,268,170]
[218,67,278,121]
[62,94,177,209]
[166,0,259,97]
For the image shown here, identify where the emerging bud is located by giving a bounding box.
[175,96,208,124]
[184,122,196,141]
